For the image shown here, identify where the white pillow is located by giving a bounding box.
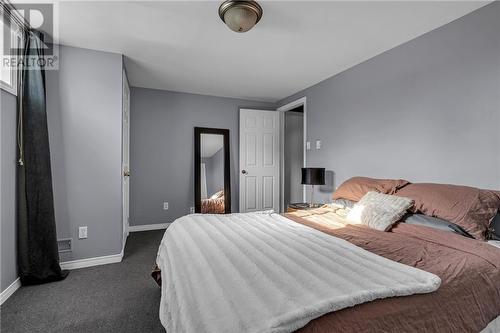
[210,190,224,199]
[488,241,500,249]
[347,191,413,231]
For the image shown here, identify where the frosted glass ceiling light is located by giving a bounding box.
[218,0,263,33]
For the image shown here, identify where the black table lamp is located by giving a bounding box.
[301,168,325,207]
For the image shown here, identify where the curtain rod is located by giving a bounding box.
[1,0,31,33]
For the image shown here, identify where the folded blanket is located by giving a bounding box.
[156,213,440,333]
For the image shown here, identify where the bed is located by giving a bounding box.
[201,190,225,214]
[153,178,500,333]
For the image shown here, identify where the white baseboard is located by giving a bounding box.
[129,223,170,232]
[60,251,123,270]
[0,277,21,305]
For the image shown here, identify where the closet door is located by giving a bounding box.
[239,109,280,213]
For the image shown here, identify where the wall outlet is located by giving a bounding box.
[163,202,169,210]
[78,226,88,239]
[306,141,311,150]
[189,207,195,214]
[316,140,322,150]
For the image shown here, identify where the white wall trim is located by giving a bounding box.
[128,223,170,232]
[60,251,123,270]
[0,278,21,305]
[277,97,307,211]
[277,97,307,113]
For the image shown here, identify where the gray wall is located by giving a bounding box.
[1,45,123,292]
[130,88,274,225]
[1,89,18,292]
[284,111,304,207]
[203,148,224,197]
[278,3,500,203]
[46,45,123,261]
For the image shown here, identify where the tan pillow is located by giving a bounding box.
[347,191,414,231]
[333,177,410,202]
[395,183,500,240]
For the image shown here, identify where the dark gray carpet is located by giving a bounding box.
[1,230,166,333]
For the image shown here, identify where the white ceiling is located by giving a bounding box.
[55,1,488,102]
[201,133,224,158]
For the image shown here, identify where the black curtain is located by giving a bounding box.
[17,30,68,285]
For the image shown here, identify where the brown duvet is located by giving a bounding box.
[201,197,225,214]
[285,209,500,333]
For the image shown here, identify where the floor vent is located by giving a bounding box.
[57,238,72,253]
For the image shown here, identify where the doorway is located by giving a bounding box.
[278,97,307,212]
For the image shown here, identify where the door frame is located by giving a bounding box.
[277,97,307,212]
[121,69,131,252]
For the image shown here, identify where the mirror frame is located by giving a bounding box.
[194,127,231,214]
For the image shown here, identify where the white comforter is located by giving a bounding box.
[156,212,441,333]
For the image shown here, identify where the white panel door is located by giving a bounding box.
[239,109,280,213]
[122,70,130,250]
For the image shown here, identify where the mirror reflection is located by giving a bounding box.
[195,127,230,214]
[200,134,225,213]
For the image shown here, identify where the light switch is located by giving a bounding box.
[316,140,322,150]
[306,141,311,150]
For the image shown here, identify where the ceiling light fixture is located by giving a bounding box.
[218,0,263,33]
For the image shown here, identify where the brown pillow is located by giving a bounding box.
[395,183,500,240]
[333,177,410,202]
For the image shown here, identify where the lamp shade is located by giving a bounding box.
[301,168,325,185]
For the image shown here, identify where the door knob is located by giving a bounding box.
[241,170,247,175]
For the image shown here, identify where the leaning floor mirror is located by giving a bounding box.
[194,127,231,214]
